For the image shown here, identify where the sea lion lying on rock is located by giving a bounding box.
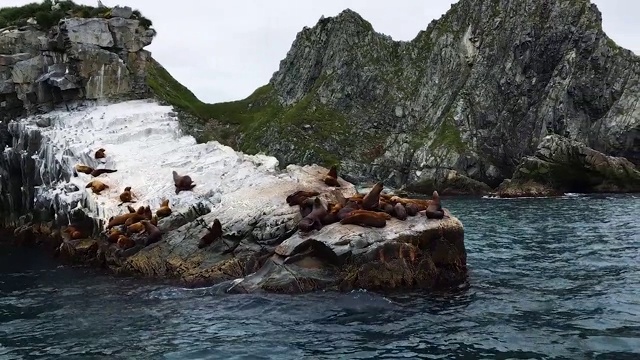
[425,191,445,219]
[198,219,222,249]
[298,198,328,232]
[323,165,341,187]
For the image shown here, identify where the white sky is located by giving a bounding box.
[4,0,639,103]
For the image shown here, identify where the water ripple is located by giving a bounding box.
[1,194,639,359]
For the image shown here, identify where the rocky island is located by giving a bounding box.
[0,1,466,293]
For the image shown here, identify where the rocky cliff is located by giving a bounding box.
[196,0,639,194]
[0,2,156,222]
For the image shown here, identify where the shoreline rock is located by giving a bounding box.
[497,135,640,198]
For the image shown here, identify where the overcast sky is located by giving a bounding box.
[5,0,639,103]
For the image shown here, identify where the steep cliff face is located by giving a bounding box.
[0,4,156,224]
[203,0,640,193]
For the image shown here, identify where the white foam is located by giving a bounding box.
[12,99,290,224]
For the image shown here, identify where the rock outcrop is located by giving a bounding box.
[196,0,639,195]
[0,9,155,122]
[497,135,640,197]
[1,99,467,294]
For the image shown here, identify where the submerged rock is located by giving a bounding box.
[497,135,640,197]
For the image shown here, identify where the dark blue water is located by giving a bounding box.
[1,195,639,359]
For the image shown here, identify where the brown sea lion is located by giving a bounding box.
[75,164,93,175]
[118,186,135,204]
[64,226,84,240]
[106,228,123,243]
[117,235,135,250]
[172,170,196,194]
[90,168,117,177]
[143,205,153,220]
[198,219,222,249]
[389,196,431,211]
[107,212,144,229]
[127,222,145,234]
[425,191,445,219]
[323,165,341,187]
[150,216,158,226]
[362,182,384,210]
[382,202,395,215]
[140,220,162,245]
[298,197,327,232]
[286,190,321,206]
[156,199,172,218]
[94,148,106,160]
[394,203,408,220]
[343,209,392,220]
[406,203,419,216]
[85,180,109,195]
[298,197,315,217]
[321,203,342,225]
[126,205,136,213]
[340,212,387,228]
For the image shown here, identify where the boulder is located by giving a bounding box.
[62,18,114,48]
[108,18,153,52]
[497,135,640,197]
[110,6,133,19]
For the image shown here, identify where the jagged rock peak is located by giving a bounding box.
[258,0,640,193]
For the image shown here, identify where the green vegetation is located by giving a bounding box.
[0,0,153,30]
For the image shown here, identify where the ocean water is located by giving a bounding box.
[1,194,639,359]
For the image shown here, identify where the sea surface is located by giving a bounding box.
[1,194,639,359]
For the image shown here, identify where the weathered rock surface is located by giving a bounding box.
[204,0,640,195]
[0,99,467,294]
[0,15,155,122]
[497,135,640,197]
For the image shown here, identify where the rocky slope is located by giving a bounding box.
[497,134,640,197]
[192,0,639,195]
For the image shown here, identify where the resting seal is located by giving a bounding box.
[198,219,222,249]
[172,171,196,194]
[393,203,408,220]
[119,186,135,204]
[323,165,341,187]
[298,198,327,232]
[85,180,109,195]
[117,235,135,250]
[156,199,172,218]
[94,148,106,160]
[140,220,162,245]
[425,191,445,219]
[340,211,387,228]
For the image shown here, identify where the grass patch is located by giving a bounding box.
[0,0,153,30]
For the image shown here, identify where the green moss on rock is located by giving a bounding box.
[0,0,153,30]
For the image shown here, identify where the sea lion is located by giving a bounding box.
[150,216,158,226]
[394,203,408,220]
[156,199,172,218]
[321,203,342,225]
[107,212,144,229]
[382,202,395,215]
[389,196,430,211]
[127,222,145,234]
[117,235,135,250]
[126,205,136,213]
[106,228,123,243]
[172,170,196,194]
[323,165,341,187]
[90,168,117,177]
[425,191,445,219]
[198,219,222,249]
[140,220,162,245]
[298,197,315,217]
[298,197,327,232]
[340,212,387,228]
[406,203,419,216]
[362,182,384,210]
[343,209,392,220]
[143,205,153,220]
[118,186,135,204]
[75,164,93,175]
[94,148,106,160]
[85,180,109,195]
[64,226,84,240]
[286,190,320,206]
